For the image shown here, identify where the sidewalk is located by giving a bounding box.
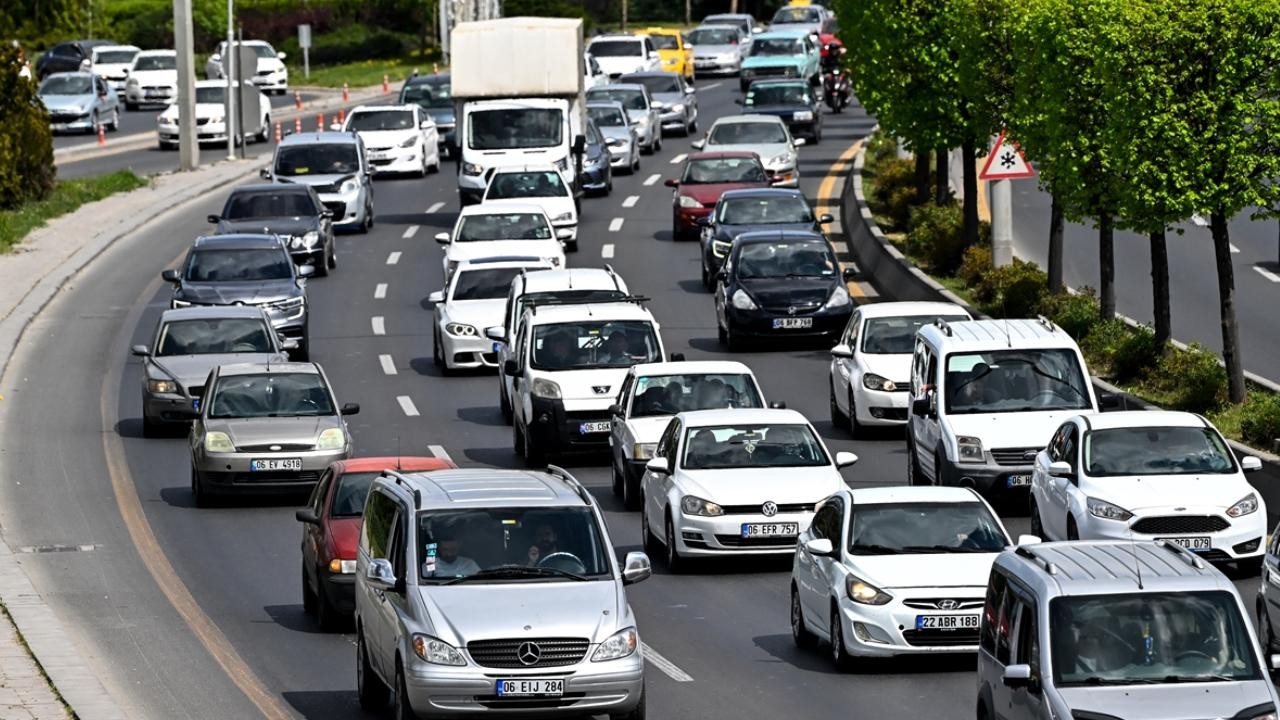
[0,611,69,720]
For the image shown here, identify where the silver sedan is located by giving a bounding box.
[37,71,120,133]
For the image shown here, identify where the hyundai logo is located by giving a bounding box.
[937,599,960,610]
[762,501,778,517]
[592,385,611,395]
[516,642,541,666]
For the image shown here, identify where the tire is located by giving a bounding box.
[1260,602,1278,654]
[1067,515,1079,541]
[701,258,713,290]
[977,700,994,720]
[653,134,662,153]
[356,629,389,710]
[499,385,513,424]
[360,203,373,234]
[301,564,317,615]
[689,118,698,134]
[89,110,99,135]
[610,684,645,720]
[739,80,749,92]
[933,452,945,486]
[848,386,864,437]
[327,242,338,270]
[314,247,330,277]
[315,577,338,630]
[830,603,854,671]
[611,460,625,497]
[721,318,742,352]
[622,465,641,511]
[906,437,924,486]
[109,108,120,131]
[641,498,661,556]
[664,512,684,573]
[566,240,578,253]
[256,117,269,143]
[512,418,526,458]
[191,467,209,508]
[829,380,848,431]
[1029,497,1045,539]
[791,585,818,649]
[519,421,545,468]
[294,339,310,362]
[631,154,641,173]
[393,660,414,720]
[126,100,138,112]
[1237,556,1264,577]
[433,327,445,369]
[142,415,161,438]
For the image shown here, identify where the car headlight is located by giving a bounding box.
[632,442,657,460]
[548,256,562,267]
[591,627,639,662]
[204,431,234,453]
[399,135,418,148]
[147,379,178,394]
[209,114,225,124]
[768,153,791,167]
[731,288,757,310]
[317,428,345,450]
[412,635,466,666]
[462,162,483,176]
[681,495,724,517]
[340,179,358,194]
[670,103,685,113]
[606,137,624,147]
[678,195,702,208]
[550,212,574,223]
[328,559,357,574]
[290,231,320,250]
[531,377,562,399]
[1227,493,1259,518]
[793,110,813,122]
[636,115,650,126]
[823,286,850,309]
[445,322,477,337]
[846,575,892,605]
[862,374,896,392]
[956,435,984,463]
[712,239,732,257]
[272,296,305,312]
[1087,497,1134,522]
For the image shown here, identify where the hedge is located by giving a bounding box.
[0,44,54,210]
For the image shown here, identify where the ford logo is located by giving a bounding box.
[762,501,778,517]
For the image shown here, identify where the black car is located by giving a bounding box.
[579,118,613,196]
[399,73,455,156]
[161,234,313,359]
[739,78,822,143]
[36,39,114,80]
[698,187,832,289]
[208,184,336,275]
[713,230,855,350]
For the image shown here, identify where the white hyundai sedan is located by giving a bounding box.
[640,408,856,570]
[341,105,440,177]
[481,165,579,251]
[429,257,554,373]
[434,203,568,279]
[790,486,1014,667]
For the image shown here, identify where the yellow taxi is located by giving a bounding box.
[640,27,694,82]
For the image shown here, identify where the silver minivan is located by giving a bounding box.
[977,540,1280,720]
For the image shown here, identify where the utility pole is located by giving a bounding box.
[622,0,628,31]
[991,180,1013,266]
[225,0,236,160]
[173,0,199,170]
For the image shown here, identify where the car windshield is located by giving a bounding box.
[750,38,803,56]
[417,507,611,582]
[683,157,767,184]
[40,75,92,95]
[861,314,969,354]
[688,27,739,45]
[274,144,359,176]
[648,34,679,49]
[184,248,293,282]
[945,349,1091,414]
[630,75,680,94]
[848,502,1007,554]
[457,213,552,241]
[468,108,563,149]
[682,423,828,469]
[720,196,813,224]
[746,83,810,106]
[95,49,137,64]
[531,320,660,370]
[134,55,175,71]
[195,86,226,104]
[735,241,836,278]
[223,191,316,219]
[451,267,524,301]
[401,80,452,108]
[1083,426,1237,476]
[248,44,277,58]
[156,318,273,355]
[709,121,787,145]
[590,40,643,57]
[1050,592,1261,686]
[773,7,821,23]
[330,472,378,518]
[587,88,647,111]
[631,373,763,417]
[486,171,568,200]
[208,372,334,418]
[348,110,415,132]
[588,105,628,127]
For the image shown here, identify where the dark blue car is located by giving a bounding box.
[698,187,832,289]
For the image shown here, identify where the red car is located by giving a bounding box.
[666,151,772,241]
[295,456,455,628]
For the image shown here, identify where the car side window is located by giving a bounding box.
[309,469,333,513]
[387,508,407,585]
[1046,424,1068,462]
[980,567,1007,656]
[844,311,861,347]
[1060,425,1079,473]
[1270,526,1280,556]
[925,351,938,390]
[514,321,529,370]
[1012,599,1040,681]
[811,496,844,543]
[656,418,680,459]
[616,374,634,411]
[361,489,396,558]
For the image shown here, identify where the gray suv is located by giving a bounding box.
[263,131,375,233]
[354,466,650,719]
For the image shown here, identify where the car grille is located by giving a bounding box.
[989,447,1042,466]
[746,66,795,79]
[236,443,315,452]
[870,408,909,421]
[314,182,342,193]
[761,301,821,315]
[719,502,813,515]
[256,68,273,76]
[466,638,589,669]
[1132,515,1230,535]
[143,85,171,92]
[714,534,797,548]
[902,598,984,611]
[220,470,321,484]
[196,117,212,126]
[322,201,345,217]
[902,628,979,647]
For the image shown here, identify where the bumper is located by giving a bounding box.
[194,447,349,491]
[317,190,365,227]
[786,120,818,138]
[939,458,1030,496]
[672,510,814,556]
[251,74,288,91]
[695,59,739,74]
[606,145,633,167]
[723,306,850,340]
[526,397,612,453]
[320,568,356,615]
[580,163,610,191]
[659,109,688,128]
[143,392,199,424]
[368,147,424,174]
[126,87,175,104]
[674,206,712,232]
[852,387,910,426]
[1080,510,1266,561]
[835,589,985,657]
[49,116,95,132]
[159,124,237,144]
[288,247,325,268]
[441,330,500,370]
[553,222,578,242]
[766,166,800,188]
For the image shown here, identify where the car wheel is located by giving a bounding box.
[1029,497,1045,539]
[641,499,660,555]
[689,118,698,134]
[906,438,923,486]
[433,327,452,375]
[977,700,994,720]
[611,460,625,497]
[418,155,429,178]
[701,258,713,290]
[191,466,209,508]
[301,564,317,615]
[1260,602,1278,653]
[1067,515,1079,541]
[830,603,854,671]
[791,585,818,649]
[1237,556,1264,577]
[739,80,749,92]
[314,248,330,277]
[356,629,389,710]
[622,466,641,512]
[294,338,310,362]
[609,684,645,720]
[521,421,545,467]
[327,241,337,270]
[361,203,373,234]
[653,134,662,153]
[142,414,161,438]
[722,319,742,352]
[829,380,848,430]
[512,418,526,457]
[315,577,338,630]
[631,153,641,173]
[848,387,864,437]
[499,385,513,424]
[566,239,578,253]
[125,100,138,112]
[89,110,99,135]
[664,512,684,573]
[393,660,414,720]
[933,452,944,486]
[109,108,120,131]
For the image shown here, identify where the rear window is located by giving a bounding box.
[590,40,644,57]
[274,144,359,176]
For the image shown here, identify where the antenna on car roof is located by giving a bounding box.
[396,436,402,471]
[1003,317,1012,349]
[1126,527,1144,590]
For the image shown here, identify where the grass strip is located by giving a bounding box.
[0,170,148,254]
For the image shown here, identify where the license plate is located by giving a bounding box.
[916,614,980,630]
[250,458,302,472]
[579,421,610,434]
[1006,474,1032,487]
[367,151,388,160]
[1157,536,1212,551]
[772,317,813,330]
[145,90,168,97]
[495,678,564,697]
[741,522,799,538]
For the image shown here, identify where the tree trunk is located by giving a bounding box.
[1047,195,1064,294]
[1149,230,1171,347]
[685,0,692,26]
[961,138,978,248]
[935,148,949,205]
[914,151,930,205]
[1210,212,1247,403]
[1098,213,1115,319]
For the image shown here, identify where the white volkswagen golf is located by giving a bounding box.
[430,257,553,372]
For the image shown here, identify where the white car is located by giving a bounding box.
[89,44,139,97]
[640,408,856,570]
[790,486,1014,666]
[610,361,768,510]
[206,40,288,94]
[430,257,553,373]
[157,80,271,149]
[584,52,608,89]
[339,105,439,177]
[1029,410,1266,571]
[829,302,971,435]
[587,35,662,79]
[434,203,568,278]
[692,114,805,187]
[482,165,579,251]
[123,49,177,110]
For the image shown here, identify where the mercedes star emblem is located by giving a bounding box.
[761,501,778,517]
[516,641,542,666]
[937,599,960,610]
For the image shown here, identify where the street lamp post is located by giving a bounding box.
[225,0,236,159]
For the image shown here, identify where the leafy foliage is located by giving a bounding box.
[0,44,54,211]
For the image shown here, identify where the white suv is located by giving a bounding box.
[587,35,662,79]
[1030,410,1266,572]
[906,317,1111,498]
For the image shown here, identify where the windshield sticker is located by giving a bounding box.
[294,167,309,175]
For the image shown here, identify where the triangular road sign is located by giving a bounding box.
[979,131,1035,180]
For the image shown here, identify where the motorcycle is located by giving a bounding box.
[822,44,850,113]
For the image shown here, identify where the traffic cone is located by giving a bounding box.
[337,108,346,126]
[294,91,302,110]
[316,112,324,131]
[433,63,439,74]
[342,82,349,102]
[294,116,302,134]
[274,121,282,143]
[382,74,389,93]
[96,122,106,146]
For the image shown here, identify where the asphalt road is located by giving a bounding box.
[1,79,1270,720]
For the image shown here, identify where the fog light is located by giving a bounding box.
[1235,538,1261,554]
[681,531,703,541]
[869,407,886,418]
[537,413,551,424]
[853,622,871,642]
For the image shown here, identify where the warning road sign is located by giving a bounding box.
[979,131,1035,181]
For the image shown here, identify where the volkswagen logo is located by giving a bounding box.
[592,385,611,395]
[1174,507,1186,512]
[516,642,541,666]
[937,599,960,610]
[761,501,778,517]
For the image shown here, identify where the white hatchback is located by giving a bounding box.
[341,105,440,177]
[429,257,554,372]
[482,165,580,251]
[435,203,568,278]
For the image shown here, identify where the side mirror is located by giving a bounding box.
[434,231,450,245]
[645,457,671,476]
[664,178,680,188]
[295,508,320,525]
[427,290,444,304]
[621,551,651,585]
[818,213,834,224]
[690,139,705,150]
[1271,654,1280,671]
[365,558,397,592]
[804,538,834,556]
[1098,391,1121,410]
[503,360,519,377]
[206,214,220,224]
[793,137,806,147]
[1002,664,1032,689]
[277,51,287,60]
[130,344,150,357]
[161,269,180,283]
[835,451,858,468]
[572,134,587,156]
[1242,455,1263,473]
[329,122,343,131]
[341,403,360,416]
[556,228,574,240]
[911,396,931,417]
[320,210,334,219]
[420,120,432,129]
[694,216,712,227]
[753,26,765,33]
[259,168,272,180]
[1016,534,1042,546]
[485,327,506,342]
[830,344,853,359]
[842,267,858,280]
[608,404,622,417]
[281,338,300,351]
[1047,460,1074,479]
[652,101,665,110]
[297,265,316,278]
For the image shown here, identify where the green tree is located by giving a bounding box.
[0,43,55,209]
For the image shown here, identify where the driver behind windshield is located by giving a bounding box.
[527,523,560,565]
[422,525,481,579]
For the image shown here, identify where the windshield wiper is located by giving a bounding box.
[1066,676,1160,686]
[1160,674,1235,683]
[899,545,995,554]
[441,565,587,585]
[849,543,903,555]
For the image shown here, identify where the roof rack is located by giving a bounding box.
[526,294,650,314]
[934,318,954,337]
[545,464,593,505]
[1155,539,1205,570]
[1014,545,1057,575]
[1035,315,1057,332]
[381,469,423,510]
[603,264,622,290]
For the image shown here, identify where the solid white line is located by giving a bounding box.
[1254,266,1280,283]
[374,283,387,299]
[700,82,722,90]
[669,153,687,165]
[379,354,397,375]
[608,218,625,232]
[428,444,452,462]
[426,201,446,214]
[642,643,694,682]
[386,251,402,265]
[643,174,661,186]
[622,195,639,208]
[402,225,419,239]
[602,243,615,259]
[372,316,386,335]
[396,396,420,417]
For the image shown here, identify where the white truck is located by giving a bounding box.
[450,17,588,205]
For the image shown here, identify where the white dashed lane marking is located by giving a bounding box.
[397,396,420,417]
[372,316,386,335]
[386,252,402,265]
[700,82,722,90]
[609,218,625,232]
[426,201,446,214]
[402,225,419,239]
[374,283,387,299]
[428,445,452,462]
[644,174,661,186]
[1254,266,1280,283]
[622,195,639,208]
[379,354,397,375]
[642,644,694,682]
[669,153,687,165]
[602,243,615,259]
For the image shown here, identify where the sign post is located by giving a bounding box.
[979,131,1036,268]
[298,24,311,80]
